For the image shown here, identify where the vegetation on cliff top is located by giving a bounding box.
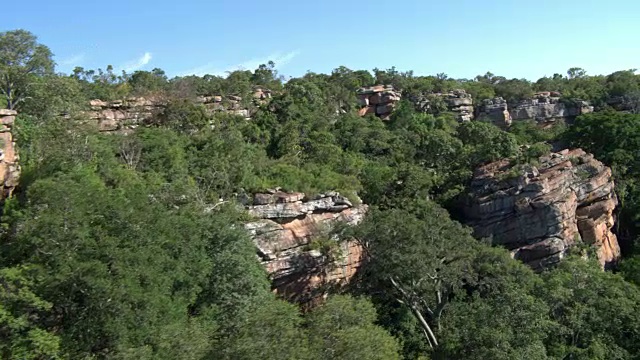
[2,29,640,359]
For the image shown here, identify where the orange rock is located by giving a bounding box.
[464,148,621,270]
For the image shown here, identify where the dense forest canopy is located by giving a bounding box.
[2,29,640,360]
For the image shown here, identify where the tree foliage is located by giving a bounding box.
[2,28,640,359]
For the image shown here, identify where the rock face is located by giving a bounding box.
[462,149,620,270]
[0,110,20,199]
[356,85,401,120]
[87,88,270,132]
[478,92,594,128]
[244,190,367,304]
[411,90,475,122]
[478,97,512,128]
[356,86,475,122]
[88,97,163,133]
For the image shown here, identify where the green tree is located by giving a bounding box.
[538,257,640,359]
[305,295,402,360]
[129,68,168,95]
[0,29,54,109]
[0,266,61,359]
[351,202,480,352]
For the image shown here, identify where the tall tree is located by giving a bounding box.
[0,30,54,109]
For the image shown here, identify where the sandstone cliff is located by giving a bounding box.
[462,149,620,270]
[244,190,366,305]
[356,86,476,122]
[87,87,271,132]
[478,92,594,128]
[0,110,20,199]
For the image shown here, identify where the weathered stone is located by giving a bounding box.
[408,89,475,122]
[275,192,305,203]
[0,109,17,116]
[82,93,264,132]
[1,116,15,125]
[462,148,620,270]
[356,85,401,120]
[0,110,20,199]
[253,193,275,205]
[245,191,366,305]
[477,93,594,127]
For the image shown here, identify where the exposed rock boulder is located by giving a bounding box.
[477,97,512,128]
[461,149,620,271]
[478,93,594,128]
[0,110,20,199]
[244,191,367,304]
[356,85,401,120]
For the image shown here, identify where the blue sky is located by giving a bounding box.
[6,0,640,80]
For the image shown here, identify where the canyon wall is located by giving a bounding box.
[0,110,20,199]
[244,190,366,305]
[462,148,620,271]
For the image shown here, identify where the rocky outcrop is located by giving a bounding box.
[478,92,594,128]
[88,97,163,133]
[462,148,620,270]
[478,97,512,128]
[0,110,20,199]
[356,85,401,120]
[87,88,271,132]
[411,90,475,122]
[356,86,475,122]
[510,92,594,125]
[244,190,367,304]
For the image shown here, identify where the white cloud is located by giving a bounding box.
[123,52,153,72]
[180,50,300,77]
[58,53,85,67]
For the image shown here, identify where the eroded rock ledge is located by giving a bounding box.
[244,190,367,304]
[86,86,272,133]
[461,149,620,270]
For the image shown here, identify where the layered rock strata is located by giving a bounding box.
[0,110,20,199]
[462,148,620,270]
[478,97,512,128]
[478,92,594,128]
[244,190,367,304]
[356,85,401,120]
